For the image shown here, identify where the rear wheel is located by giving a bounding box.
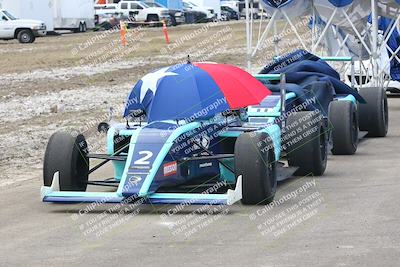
[358,87,388,137]
[235,132,277,205]
[329,101,359,155]
[74,22,86,33]
[286,111,328,176]
[43,131,89,191]
[17,29,35,43]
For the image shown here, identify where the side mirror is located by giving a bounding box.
[2,16,8,21]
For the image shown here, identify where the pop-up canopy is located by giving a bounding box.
[246,0,400,84]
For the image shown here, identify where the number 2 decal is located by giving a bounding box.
[134,151,153,165]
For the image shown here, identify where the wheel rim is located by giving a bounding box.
[21,33,29,42]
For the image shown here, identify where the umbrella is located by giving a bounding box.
[123,62,271,122]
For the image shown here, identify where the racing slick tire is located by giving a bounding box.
[358,87,389,137]
[43,131,89,191]
[235,132,277,205]
[286,111,328,176]
[328,101,359,155]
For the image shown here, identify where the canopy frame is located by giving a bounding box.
[245,0,400,89]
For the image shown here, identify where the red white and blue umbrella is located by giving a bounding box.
[124,62,271,122]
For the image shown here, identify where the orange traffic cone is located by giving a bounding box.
[120,21,127,46]
[162,20,170,44]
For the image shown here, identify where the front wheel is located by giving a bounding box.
[17,30,35,43]
[43,131,89,191]
[235,132,277,205]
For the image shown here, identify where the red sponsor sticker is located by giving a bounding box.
[163,161,177,176]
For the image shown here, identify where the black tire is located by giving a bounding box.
[329,101,359,155]
[74,22,86,33]
[235,132,277,205]
[17,29,35,43]
[171,15,177,26]
[358,87,389,137]
[81,22,87,32]
[43,131,89,191]
[286,111,328,176]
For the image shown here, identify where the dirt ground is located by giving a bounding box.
[0,20,310,187]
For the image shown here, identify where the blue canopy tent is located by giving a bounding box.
[245,0,400,86]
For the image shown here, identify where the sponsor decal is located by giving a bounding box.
[129,176,142,184]
[199,162,213,168]
[164,161,178,176]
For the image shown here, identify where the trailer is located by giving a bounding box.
[0,0,54,31]
[51,0,95,32]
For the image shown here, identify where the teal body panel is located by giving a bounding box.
[336,94,357,105]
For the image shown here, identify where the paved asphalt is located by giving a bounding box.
[1,97,400,267]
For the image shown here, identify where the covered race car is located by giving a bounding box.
[258,50,389,155]
[41,62,329,206]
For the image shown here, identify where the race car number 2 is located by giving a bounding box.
[134,151,153,165]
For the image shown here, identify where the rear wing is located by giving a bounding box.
[320,56,356,90]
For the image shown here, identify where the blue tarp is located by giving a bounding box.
[259,50,366,115]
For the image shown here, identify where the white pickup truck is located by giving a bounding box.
[0,9,46,43]
[95,1,170,23]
